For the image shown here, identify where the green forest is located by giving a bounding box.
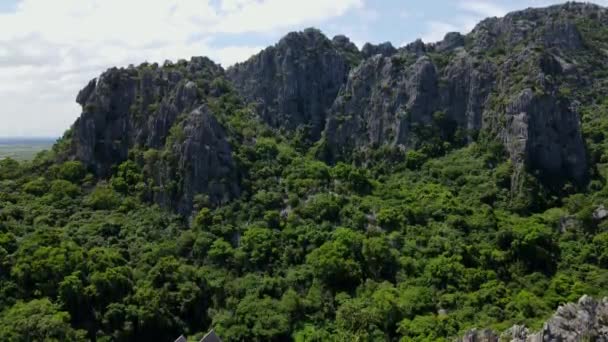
[2,88,608,341]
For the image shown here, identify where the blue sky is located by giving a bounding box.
[0,0,605,136]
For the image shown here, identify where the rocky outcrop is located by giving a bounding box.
[460,329,499,342]
[226,28,352,140]
[324,53,439,161]
[460,296,608,342]
[468,2,603,54]
[321,2,597,188]
[70,57,239,212]
[401,39,427,56]
[66,2,608,213]
[503,88,588,186]
[434,32,466,53]
[72,57,223,176]
[323,46,494,162]
[153,106,239,214]
[361,42,397,59]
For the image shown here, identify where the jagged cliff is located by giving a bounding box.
[66,2,607,213]
[226,28,354,141]
[70,57,240,212]
[324,2,595,188]
[461,295,608,342]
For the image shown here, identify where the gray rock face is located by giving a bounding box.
[70,57,238,212]
[468,2,601,53]
[462,296,608,342]
[324,47,494,161]
[322,3,595,188]
[503,89,588,185]
[67,3,606,213]
[226,28,352,140]
[440,52,495,134]
[594,205,608,221]
[435,32,466,52]
[361,42,397,59]
[154,106,239,214]
[325,53,439,161]
[460,329,499,342]
[73,67,141,177]
[529,295,608,341]
[72,57,223,176]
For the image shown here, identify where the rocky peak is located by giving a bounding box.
[461,295,608,341]
[400,39,427,56]
[332,34,359,54]
[361,42,397,59]
[469,2,605,53]
[321,2,600,189]
[68,57,239,212]
[65,2,608,214]
[71,58,223,176]
[226,28,352,140]
[433,32,465,52]
[332,34,362,67]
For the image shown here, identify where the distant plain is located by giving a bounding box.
[0,137,56,161]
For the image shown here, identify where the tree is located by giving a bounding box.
[332,162,372,194]
[214,295,290,341]
[11,231,84,297]
[0,299,86,341]
[23,178,48,196]
[306,228,364,290]
[57,161,86,183]
[362,236,398,279]
[85,185,121,210]
[0,158,21,180]
[239,227,280,270]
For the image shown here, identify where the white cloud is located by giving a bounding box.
[458,1,508,18]
[220,0,256,13]
[412,1,507,45]
[212,46,265,67]
[216,0,362,33]
[0,0,362,136]
[420,21,460,44]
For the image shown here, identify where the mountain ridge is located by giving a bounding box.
[63,1,606,214]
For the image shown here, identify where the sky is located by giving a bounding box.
[0,0,606,137]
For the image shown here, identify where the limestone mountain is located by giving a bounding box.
[69,57,240,213]
[66,2,604,214]
[226,28,354,141]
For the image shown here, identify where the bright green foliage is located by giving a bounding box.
[0,299,86,341]
[57,161,86,183]
[3,134,608,341]
[85,184,121,210]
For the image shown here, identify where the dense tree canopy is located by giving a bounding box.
[2,119,608,341]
